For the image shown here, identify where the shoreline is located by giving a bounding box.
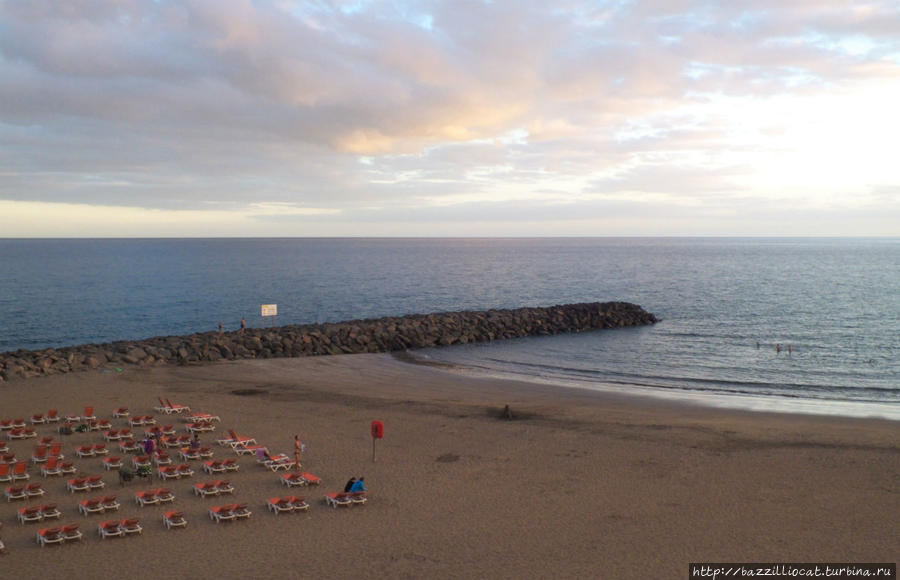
[398,349,900,422]
[0,353,896,578]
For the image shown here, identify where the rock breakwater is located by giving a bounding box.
[0,302,656,382]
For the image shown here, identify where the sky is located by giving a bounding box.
[1,0,899,237]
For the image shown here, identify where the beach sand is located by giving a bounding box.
[0,353,896,579]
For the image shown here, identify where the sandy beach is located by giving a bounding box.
[0,353,896,579]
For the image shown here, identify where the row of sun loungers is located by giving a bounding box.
[0,461,31,481]
[17,504,61,523]
[281,472,322,487]
[158,464,195,480]
[98,518,142,538]
[267,496,309,514]
[78,496,121,515]
[192,480,235,497]
[66,476,105,493]
[324,491,368,508]
[155,398,190,415]
[202,459,240,474]
[209,503,252,523]
[75,444,109,458]
[5,482,45,501]
[135,488,175,506]
[41,458,77,477]
[5,427,37,440]
[36,524,83,546]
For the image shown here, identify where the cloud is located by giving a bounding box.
[1,0,899,235]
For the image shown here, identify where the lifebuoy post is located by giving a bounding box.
[370,420,384,462]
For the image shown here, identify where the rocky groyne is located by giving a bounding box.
[0,302,657,382]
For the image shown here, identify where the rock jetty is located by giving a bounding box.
[0,302,657,382]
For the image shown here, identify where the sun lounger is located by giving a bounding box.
[118,439,139,453]
[97,419,112,430]
[281,473,305,487]
[209,505,236,523]
[86,475,105,490]
[349,491,368,505]
[103,456,123,470]
[213,480,234,495]
[78,498,105,516]
[175,463,194,478]
[157,466,178,480]
[46,409,60,423]
[98,520,123,539]
[25,482,45,498]
[100,495,120,511]
[91,443,109,456]
[166,398,190,414]
[39,503,61,519]
[36,527,65,546]
[154,488,175,503]
[59,461,77,475]
[11,461,30,481]
[31,445,48,464]
[193,481,219,497]
[222,458,239,472]
[300,472,322,485]
[49,442,62,458]
[203,460,226,475]
[0,463,10,483]
[66,478,90,493]
[325,492,353,508]
[18,505,44,524]
[121,519,141,535]
[132,455,151,469]
[154,452,172,466]
[1,452,16,463]
[134,490,159,507]
[5,484,27,501]
[179,447,201,461]
[61,523,83,542]
[31,413,45,425]
[267,459,297,472]
[163,510,187,529]
[111,407,130,418]
[104,430,122,441]
[81,407,96,422]
[75,445,95,458]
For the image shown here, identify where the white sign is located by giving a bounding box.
[261,304,278,317]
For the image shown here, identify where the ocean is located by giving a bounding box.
[1,238,897,420]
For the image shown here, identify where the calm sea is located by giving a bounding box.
[1,238,897,420]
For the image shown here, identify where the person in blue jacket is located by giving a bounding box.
[349,477,366,492]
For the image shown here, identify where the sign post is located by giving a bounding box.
[261,304,277,327]
[370,420,384,462]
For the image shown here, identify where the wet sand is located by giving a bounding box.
[0,353,897,579]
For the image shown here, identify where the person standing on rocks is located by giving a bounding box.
[240,318,246,334]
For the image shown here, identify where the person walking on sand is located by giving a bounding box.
[294,434,302,472]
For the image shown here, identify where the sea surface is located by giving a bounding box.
[0,238,897,420]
